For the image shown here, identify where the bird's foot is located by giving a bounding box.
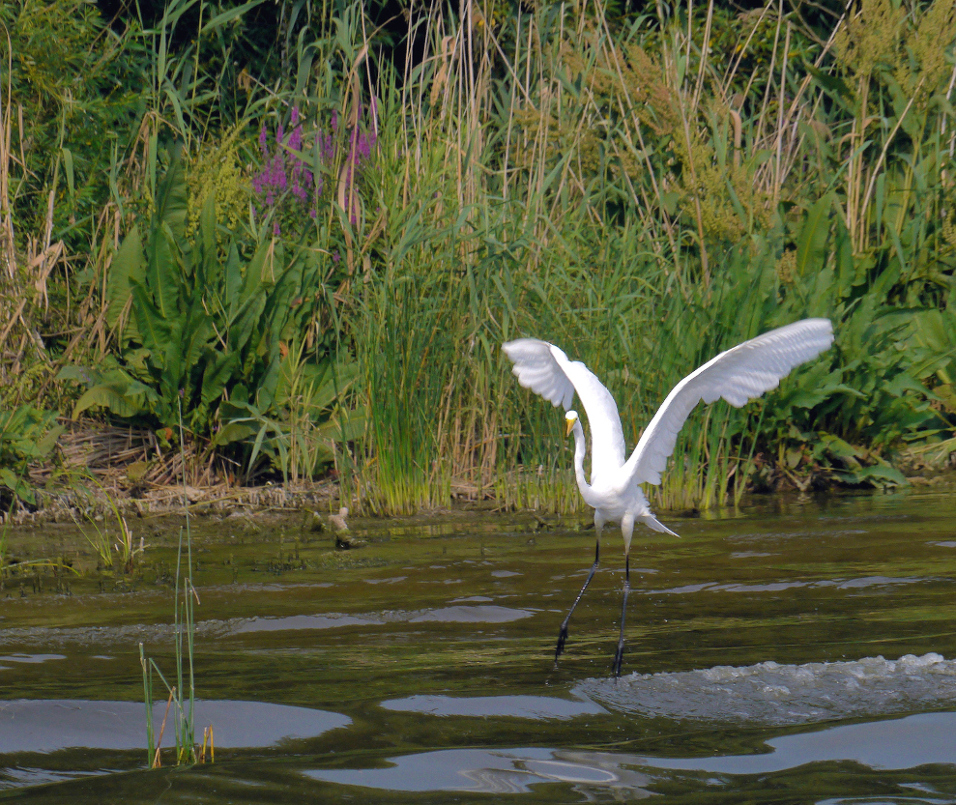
[554,625,570,665]
[612,643,625,678]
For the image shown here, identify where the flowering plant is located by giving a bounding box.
[252,103,377,238]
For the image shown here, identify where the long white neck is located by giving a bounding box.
[570,418,591,496]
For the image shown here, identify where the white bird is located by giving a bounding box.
[503,319,834,676]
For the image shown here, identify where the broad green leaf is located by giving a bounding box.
[806,64,854,104]
[72,380,159,419]
[857,464,909,486]
[795,193,833,278]
[0,468,36,505]
[36,424,65,457]
[211,419,259,447]
[200,349,240,409]
[223,242,243,315]
[62,147,75,197]
[130,280,172,356]
[146,157,188,319]
[107,226,144,331]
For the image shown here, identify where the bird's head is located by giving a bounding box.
[565,410,579,437]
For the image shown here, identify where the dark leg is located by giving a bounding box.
[555,538,600,665]
[612,552,630,678]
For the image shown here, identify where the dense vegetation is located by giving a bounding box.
[1,0,955,516]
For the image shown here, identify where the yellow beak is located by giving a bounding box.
[565,418,575,438]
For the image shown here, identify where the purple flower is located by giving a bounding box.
[252,102,376,238]
[319,132,334,162]
[253,109,313,231]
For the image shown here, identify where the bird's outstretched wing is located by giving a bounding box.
[620,319,834,487]
[502,339,627,472]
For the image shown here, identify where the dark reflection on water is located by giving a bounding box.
[1,490,956,802]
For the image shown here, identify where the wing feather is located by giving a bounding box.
[621,319,834,486]
[501,339,575,409]
[502,339,626,475]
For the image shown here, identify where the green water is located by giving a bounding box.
[2,489,956,802]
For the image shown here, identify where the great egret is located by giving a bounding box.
[503,319,834,676]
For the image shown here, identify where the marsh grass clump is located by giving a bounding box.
[72,495,141,574]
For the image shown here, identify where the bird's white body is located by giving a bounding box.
[503,319,834,548]
[567,414,673,550]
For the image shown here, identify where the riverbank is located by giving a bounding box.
[3,406,955,531]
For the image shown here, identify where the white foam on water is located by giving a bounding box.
[575,653,956,725]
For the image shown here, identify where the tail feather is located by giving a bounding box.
[642,514,679,537]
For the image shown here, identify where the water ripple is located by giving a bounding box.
[648,576,926,596]
[380,694,606,720]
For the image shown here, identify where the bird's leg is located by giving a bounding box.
[613,551,630,678]
[555,530,601,665]
[613,514,635,678]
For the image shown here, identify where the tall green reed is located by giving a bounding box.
[337,1,801,514]
[140,399,205,768]
[352,0,952,514]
